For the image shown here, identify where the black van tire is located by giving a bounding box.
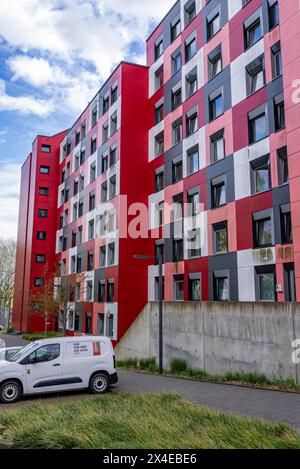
[0,380,21,404]
[89,373,109,394]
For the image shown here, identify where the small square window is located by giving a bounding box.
[39,187,49,196]
[41,144,51,153]
[40,166,50,174]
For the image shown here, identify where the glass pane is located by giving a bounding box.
[255,166,270,192]
[217,278,229,300]
[258,219,272,245]
[191,279,201,300]
[254,114,267,141]
[259,274,275,300]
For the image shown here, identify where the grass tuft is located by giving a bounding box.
[23,331,64,341]
[0,393,299,449]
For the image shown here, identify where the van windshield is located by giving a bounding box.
[9,342,38,362]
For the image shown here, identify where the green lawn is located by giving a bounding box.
[0,393,299,449]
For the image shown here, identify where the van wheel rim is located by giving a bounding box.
[93,376,107,392]
[3,384,18,401]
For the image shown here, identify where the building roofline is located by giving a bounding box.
[63,61,148,140]
[21,153,32,170]
[31,129,70,146]
[146,0,179,43]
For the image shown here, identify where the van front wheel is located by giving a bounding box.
[0,380,21,404]
[89,373,109,394]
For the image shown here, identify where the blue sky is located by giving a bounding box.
[0,0,175,239]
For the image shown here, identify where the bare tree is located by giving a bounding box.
[0,238,16,322]
[30,264,86,337]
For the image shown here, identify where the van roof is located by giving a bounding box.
[36,336,111,344]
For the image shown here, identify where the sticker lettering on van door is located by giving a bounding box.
[71,342,101,357]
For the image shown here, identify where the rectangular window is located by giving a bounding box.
[271,42,282,79]
[75,131,80,146]
[39,187,49,196]
[173,193,183,221]
[107,281,115,303]
[41,144,51,153]
[248,108,268,144]
[155,39,163,61]
[187,190,199,217]
[111,85,118,105]
[207,13,220,41]
[37,231,46,240]
[186,111,198,137]
[91,105,97,127]
[251,155,271,194]
[81,122,86,140]
[102,122,109,142]
[101,181,108,202]
[108,243,115,266]
[87,251,94,271]
[212,179,226,208]
[110,112,118,135]
[38,209,48,218]
[244,18,261,50]
[187,229,201,258]
[155,170,164,192]
[78,201,84,217]
[210,129,225,163]
[89,192,95,211]
[155,66,164,91]
[186,71,197,98]
[185,37,197,62]
[285,264,296,302]
[155,131,164,156]
[174,275,184,301]
[72,230,77,248]
[277,146,288,185]
[155,242,164,264]
[173,238,184,262]
[209,92,223,121]
[188,277,201,301]
[100,245,106,267]
[88,219,95,240]
[172,118,183,146]
[172,159,183,183]
[103,95,109,114]
[208,48,222,79]
[90,136,97,155]
[214,221,228,254]
[34,278,45,287]
[172,51,182,75]
[171,19,181,42]
[102,153,108,173]
[78,226,82,244]
[269,0,279,30]
[246,55,265,95]
[98,282,105,303]
[258,272,275,301]
[274,96,285,131]
[86,282,93,302]
[110,146,117,167]
[80,149,85,165]
[187,146,199,175]
[253,216,273,248]
[40,166,50,174]
[171,87,182,110]
[185,1,196,26]
[109,175,117,199]
[155,102,164,124]
[90,162,96,182]
[35,254,45,263]
[281,206,292,244]
[214,275,229,301]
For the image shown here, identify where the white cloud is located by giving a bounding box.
[0,79,54,117]
[0,163,21,239]
[0,0,175,116]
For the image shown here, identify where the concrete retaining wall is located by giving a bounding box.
[115,302,300,383]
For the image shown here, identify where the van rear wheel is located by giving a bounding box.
[0,380,21,404]
[90,373,109,394]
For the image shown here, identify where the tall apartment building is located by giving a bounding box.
[13,131,67,332]
[147,0,300,304]
[13,0,300,336]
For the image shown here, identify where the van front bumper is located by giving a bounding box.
[109,372,118,384]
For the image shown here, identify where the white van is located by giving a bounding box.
[0,336,118,404]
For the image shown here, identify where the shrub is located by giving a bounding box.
[170,358,188,373]
[139,357,156,370]
[23,331,63,341]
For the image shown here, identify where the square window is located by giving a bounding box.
[39,187,49,196]
[40,166,50,175]
[41,144,51,153]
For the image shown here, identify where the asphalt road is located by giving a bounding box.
[1,333,300,429]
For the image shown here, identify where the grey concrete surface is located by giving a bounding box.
[116,302,300,383]
[0,332,28,347]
